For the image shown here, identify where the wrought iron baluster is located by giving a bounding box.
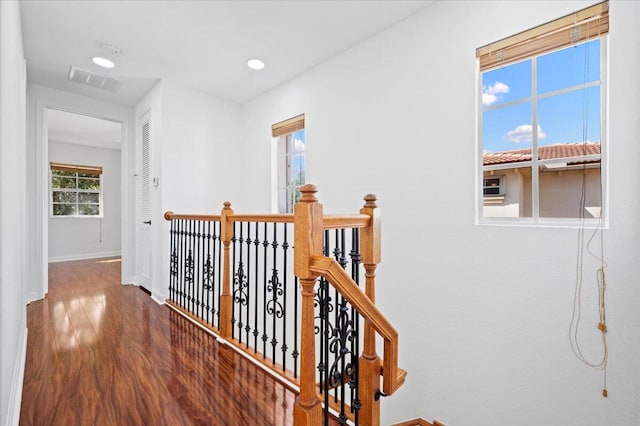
[185,220,191,312]
[245,222,252,347]
[182,221,187,310]
[197,220,203,319]
[333,230,341,404]
[180,219,187,309]
[350,228,362,421]
[281,223,289,372]
[270,222,279,363]
[319,229,331,425]
[187,220,196,314]
[216,221,222,328]
[253,222,260,352]
[169,220,177,302]
[231,223,237,339]
[262,222,268,359]
[233,222,249,344]
[182,219,188,308]
[204,221,212,325]
[293,274,299,378]
[177,220,183,307]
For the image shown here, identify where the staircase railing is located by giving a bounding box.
[164,184,405,425]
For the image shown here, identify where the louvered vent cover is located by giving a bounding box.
[67,66,121,92]
[140,120,151,222]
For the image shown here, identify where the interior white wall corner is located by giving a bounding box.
[0,1,28,425]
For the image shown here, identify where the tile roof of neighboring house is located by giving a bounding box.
[483,142,601,166]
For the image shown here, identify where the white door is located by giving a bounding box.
[136,112,152,288]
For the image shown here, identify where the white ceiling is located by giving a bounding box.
[20,0,434,107]
[48,108,122,150]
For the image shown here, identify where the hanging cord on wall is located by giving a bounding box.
[569,27,608,397]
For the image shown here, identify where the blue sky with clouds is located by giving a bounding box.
[482,39,601,154]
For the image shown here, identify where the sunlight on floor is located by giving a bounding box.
[53,294,106,350]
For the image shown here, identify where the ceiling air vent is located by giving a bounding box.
[67,66,121,92]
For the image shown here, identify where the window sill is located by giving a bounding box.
[477,217,608,229]
[49,215,104,219]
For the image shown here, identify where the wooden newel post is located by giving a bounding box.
[293,184,323,425]
[219,201,234,340]
[359,194,382,426]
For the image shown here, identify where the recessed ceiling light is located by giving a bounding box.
[247,58,265,70]
[92,56,115,69]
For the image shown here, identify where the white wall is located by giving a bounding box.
[48,141,121,262]
[240,1,640,425]
[26,84,134,300]
[0,2,27,425]
[134,80,243,302]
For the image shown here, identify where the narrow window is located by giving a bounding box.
[477,1,608,224]
[272,114,305,213]
[50,162,103,217]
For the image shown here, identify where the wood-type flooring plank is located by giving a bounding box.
[20,257,300,426]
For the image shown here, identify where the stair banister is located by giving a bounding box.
[164,184,405,426]
[293,184,324,424]
[219,201,234,339]
[359,194,382,425]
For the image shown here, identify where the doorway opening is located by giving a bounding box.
[46,108,123,277]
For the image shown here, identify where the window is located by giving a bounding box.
[272,114,305,213]
[50,162,103,217]
[477,1,608,223]
[483,176,504,196]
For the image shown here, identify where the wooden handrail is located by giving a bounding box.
[165,211,370,229]
[308,255,405,396]
[164,211,222,221]
[322,214,370,229]
[227,213,294,223]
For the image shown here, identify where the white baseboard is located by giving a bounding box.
[26,291,40,304]
[5,327,27,426]
[48,251,121,263]
[151,291,167,305]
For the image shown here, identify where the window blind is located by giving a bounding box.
[476,1,608,71]
[272,114,305,137]
[50,162,102,175]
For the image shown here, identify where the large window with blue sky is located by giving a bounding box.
[477,1,608,223]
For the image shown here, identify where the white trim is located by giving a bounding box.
[30,85,133,302]
[5,327,27,426]
[151,292,167,305]
[479,217,606,229]
[48,251,121,263]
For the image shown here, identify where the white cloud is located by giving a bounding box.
[506,124,547,143]
[291,136,305,153]
[482,81,509,106]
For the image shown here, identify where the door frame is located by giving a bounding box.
[31,92,133,301]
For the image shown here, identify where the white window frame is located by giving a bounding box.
[271,114,305,214]
[50,168,104,218]
[276,130,305,214]
[477,38,608,228]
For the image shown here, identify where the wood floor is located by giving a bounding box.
[20,257,297,425]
